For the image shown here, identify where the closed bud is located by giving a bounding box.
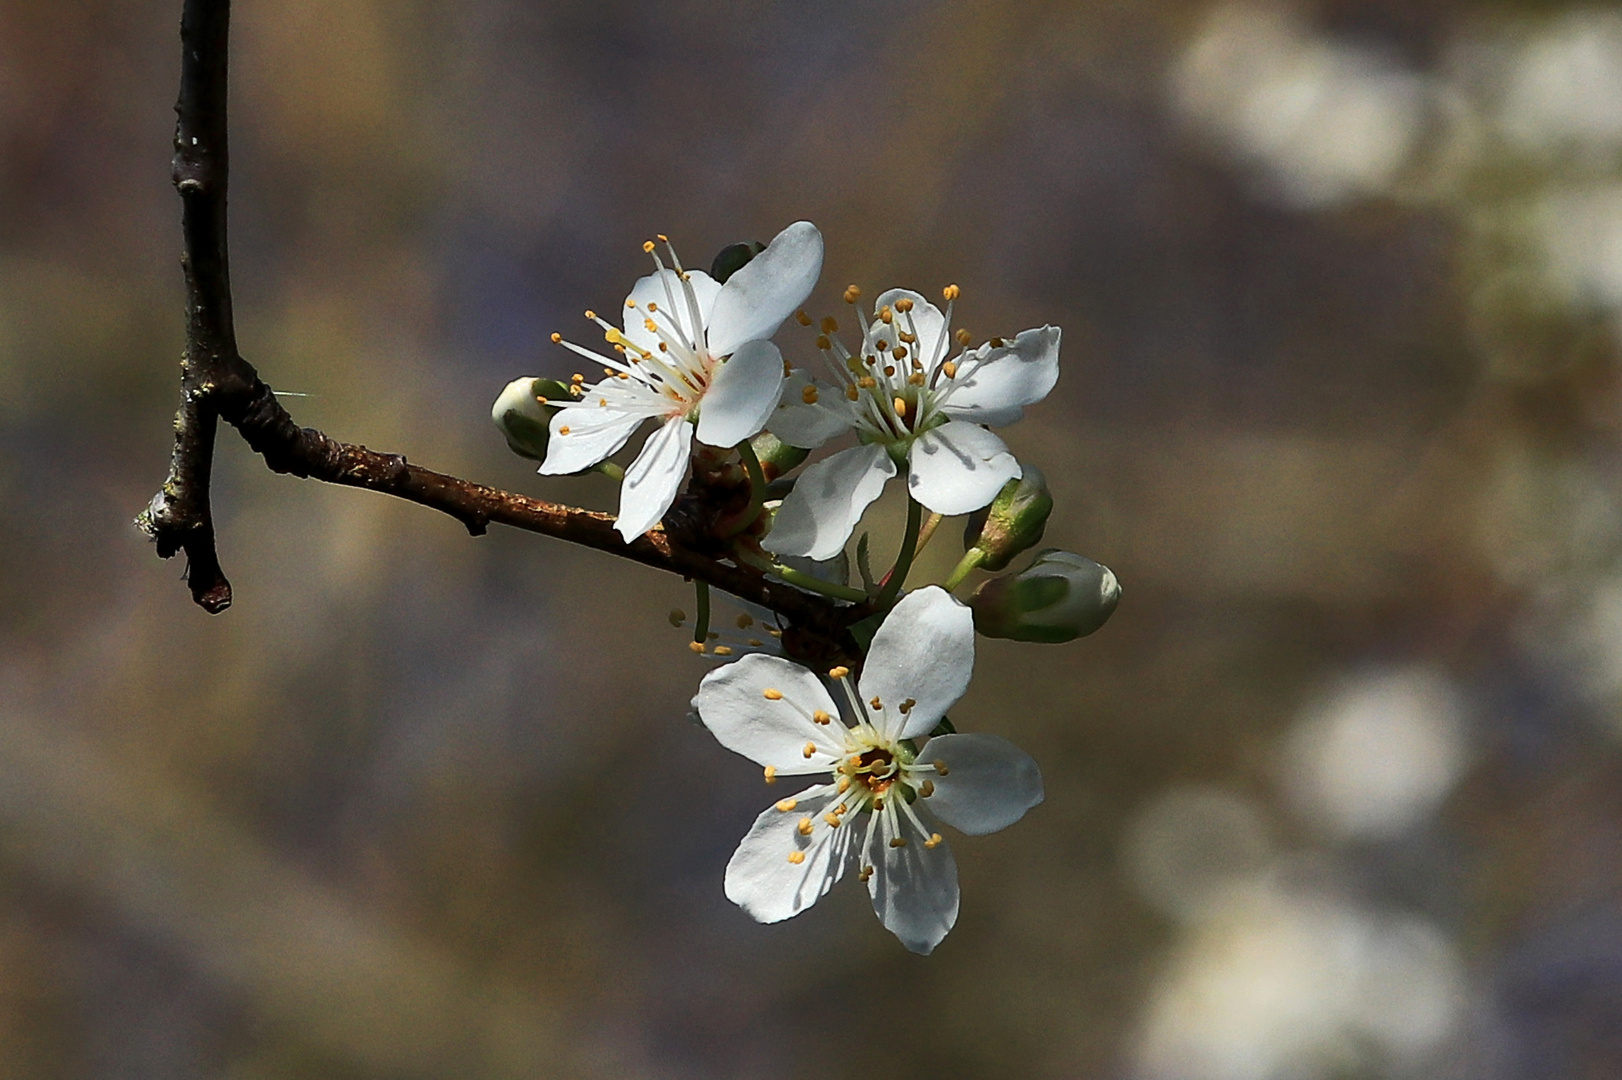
[962,466,1053,571]
[969,549,1119,643]
[491,377,569,461]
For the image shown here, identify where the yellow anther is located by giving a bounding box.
[571,372,585,381]
[896,297,914,312]
[893,399,907,423]
[884,366,896,377]
[990,336,1005,347]
[843,284,862,304]
[558,425,571,435]
[736,613,754,629]
[550,332,562,344]
[776,798,797,812]
[748,638,764,647]
[880,306,893,324]
[689,641,705,654]
[858,376,877,389]
[812,709,832,725]
[890,837,908,848]
[846,386,860,401]
[908,372,926,386]
[768,628,784,637]
[893,345,908,360]
[943,360,958,379]
[920,780,935,798]
[828,666,850,679]
[899,330,917,344]
[870,696,883,710]
[713,646,734,656]
[625,299,637,309]
[876,338,889,351]
[787,850,806,865]
[646,302,658,312]
[837,776,851,793]
[796,310,813,326]
[598,398,607,407]
[535,395,549,403]
[797,818,814,836]
[763,688,784,701]
[900,698,916,713]
[802,384,820,405]
[934,761,950,776]
[815,335,831,351]
[859,865,874,882]
[584,310,597,321]
[821,316,839,334]
[924,833,942,849]
[823,813,842,828]
[955,328,972,346]
[872,796,885,810]
[669,608,686,626]
[802,742,816,759]
[643,240,656,253]
[942,284,960,301]
[645,318,660,334]
[568,385,582,396]
[764,765,778,784]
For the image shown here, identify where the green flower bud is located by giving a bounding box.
[962,465,1053,572]
[751,431,810,482]
[969,549,1120,643]
[491,377,569,461]
[710,241,766,284]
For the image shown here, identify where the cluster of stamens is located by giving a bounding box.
[757,665,949,878]
[790,283,1006,447]
[670,609,782,657]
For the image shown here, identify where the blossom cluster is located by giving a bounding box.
[493,222,1119,953]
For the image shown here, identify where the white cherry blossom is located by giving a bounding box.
[539,222,824,541]
[692,586,1044,954]
[763,287,1059,561]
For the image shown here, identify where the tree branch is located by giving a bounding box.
[137,0,858,653]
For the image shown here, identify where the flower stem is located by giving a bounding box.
[914,511,944,556]
[595,461,625,481]
[876,496,923,607]
[737,547,870,603]
[719,440,767,538]
[692,580,711,644]
[942,547,985,592]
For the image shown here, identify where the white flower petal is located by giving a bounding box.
[940,326,1061,427]
[859,586,975,739]
[726,783,853,924]
[614,415,692,541]
[536,399,646,475]
[769,373,853,449]
[872,288,949,374]
[762,443,895,561]
[867,804,959,954]
[916,733,1044,836]
[906,421,1021,516]
[695,339,786,447]
[622,269,723,355]
[706,221,824,358]
[693,654,845,773]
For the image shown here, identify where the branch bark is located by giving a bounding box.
[137,0,858,652]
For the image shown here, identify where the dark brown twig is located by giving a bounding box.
[137,0,856,651]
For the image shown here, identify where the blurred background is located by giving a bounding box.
[3,0,1622,1076]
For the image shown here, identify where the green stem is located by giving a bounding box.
[719,440,767,538]
[692,580,711,644]
[737,547,870,603]
[594,461,625,481]
[942,547,985,592]
[913,511,944,557]
[876,496,923,607]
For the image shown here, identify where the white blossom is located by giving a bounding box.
[692,586,1044,953]
[539,222,824,541]
[763,287,1059,560]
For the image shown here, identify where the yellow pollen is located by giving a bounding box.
[884,366,896,377]
[924,833,942,849]
[823,813,842,828]
[837,776,851,793]
[643,240,656,253]
[991,336,1005,347]
[858,376,876,389]
[669,608,686,626]
[955,328,972,346]
[713,646,734,656]
[536,395,549,403]
[934,761,950,776]
[736,613,754,629]
[890,837,908,848]
[943,361,958,378]
[796,310,813,326]
[869,695,883,710]
[920,780,935,797]
[797,818,813,836]
[828,666,850,679]
[942,284,960,301]
[802,742,816,759]
[658,343,668,352]
[900,698,916,713]
[550,332,562,343]
[876,339,889,350]
[646,302,658,312]
[815,335,831,351]
[626,299,637,309]
[843,285,862,304]
[893,345,908,360]
[763,688,784,701]
[872,796,885,810]
[880,306,893,324]
[645,318,659,334]
[859,866,874,882]
[558,425,571,435]
[812,709,832,725]
[787,850,806,865]
[584,309,596,320]
[821,316,839,334]
[846,386,860,401]
[571,372,584,382]
[768,628,783,637]
[748,638,764,647]
[764,765,778,784]
[900,330,917,344]
[657,233,669,242]
[776,798,798,812]
[568,385,582,396]
[801,385,820,404]
[896,297,914,312]
[688,641,704,654]
[909,372,926,386]
[598,398,607,407]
